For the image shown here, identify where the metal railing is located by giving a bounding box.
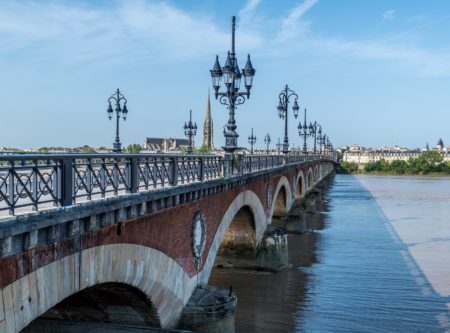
[238,154,285,174]
[0,152,335,216]
[0,153,223,215]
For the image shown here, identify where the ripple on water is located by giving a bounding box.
[210,174,448,333]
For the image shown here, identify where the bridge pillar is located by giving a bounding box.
[179,285,236,333]
[214,230,288,272]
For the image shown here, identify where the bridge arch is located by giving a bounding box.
[4,244,194,332]
[199,190,266,284]
[272,176,293,216]
[307,167,314,190]
[26,282,161,329]
[295,170,306,200]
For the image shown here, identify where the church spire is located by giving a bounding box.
[203,90,214,149]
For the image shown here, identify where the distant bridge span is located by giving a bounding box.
[0,153,335,332]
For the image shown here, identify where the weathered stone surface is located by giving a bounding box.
[0,286,4,322]
[3,285,15,333]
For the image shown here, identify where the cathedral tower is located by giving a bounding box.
[203,91,214,149]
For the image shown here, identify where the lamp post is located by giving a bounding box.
[210,16,256,153]
[319,134,327,155]
[276,137,282,155]
[264,133,271,154]
[248,128,256,154]
[107,88,128,153]
[183,109,197,154]
[277,85,299,154]
[309,121,322,154]
[297,108,312,154]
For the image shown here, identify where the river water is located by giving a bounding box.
[208,174,450,332]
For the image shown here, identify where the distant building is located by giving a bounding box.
[202,91,214,149]
[436,138,445,152]
[143,138,190,152]
[343,141,450,165]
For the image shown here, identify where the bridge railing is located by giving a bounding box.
[237,154,285,174]
[0,152,333,216]
[0,154,223,215]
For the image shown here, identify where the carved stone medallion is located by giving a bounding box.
[191,210,206,270]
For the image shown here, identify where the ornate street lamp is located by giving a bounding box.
[264,133,271,154]
[277,85,299,154]
[298,108,313,154]
[319,134,327,155]
[309,121,322,154]
[183,109,197,154]
[210,16,255,153]
[107,88,128,153]
[248,128,256,154]
[276,137,282,155]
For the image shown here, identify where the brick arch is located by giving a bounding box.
[3,244,195,332]
[307,167,314,190]
[295,169,306,200]
[314,165,319,183]
[271,176,293,217]
[199,190,266,284]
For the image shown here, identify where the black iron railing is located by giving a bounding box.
[0,152,334,216]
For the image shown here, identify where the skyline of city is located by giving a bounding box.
[1,0,450,149]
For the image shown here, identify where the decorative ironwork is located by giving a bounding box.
[264,133,271,154]
[183,109,197,154]
[0,152,332,217]
[298,108,313,154]
[210,16,256,153]
[248,128,256,154]
[107,88,129,153]
[277,85,300,154]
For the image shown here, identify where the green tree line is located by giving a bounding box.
[340,151,450,175]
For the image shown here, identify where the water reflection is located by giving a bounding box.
[209,174,449,332]
[209,177,330,332]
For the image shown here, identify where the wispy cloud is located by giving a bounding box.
[383,9,396,21]
[278,0,318,41]
[0,0,449,78]
[239,0,262,26]
[0,0,264,67]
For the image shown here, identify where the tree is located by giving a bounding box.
[37,147,49,153]
[80,145,96,153]
[124,144,142,153]
[195,144,213,154]
[388,160,408,174]
[339,161,358,174]
[409,151,444,174]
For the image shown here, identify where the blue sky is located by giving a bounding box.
[1,0,450,149]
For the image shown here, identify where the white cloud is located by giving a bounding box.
[0,0,449,78]
[0,0,264,67]
[383,9,396,21]
[239,0,262,23]
[278,0,318,41]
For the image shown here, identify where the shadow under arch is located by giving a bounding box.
[271,176,293,217]
[24,282,161,331]
[295,170,306,200]
[199,190,266,284]
[4,244,195,333]
[307,167,314,190]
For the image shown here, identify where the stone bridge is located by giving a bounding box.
[0,152,335,332]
